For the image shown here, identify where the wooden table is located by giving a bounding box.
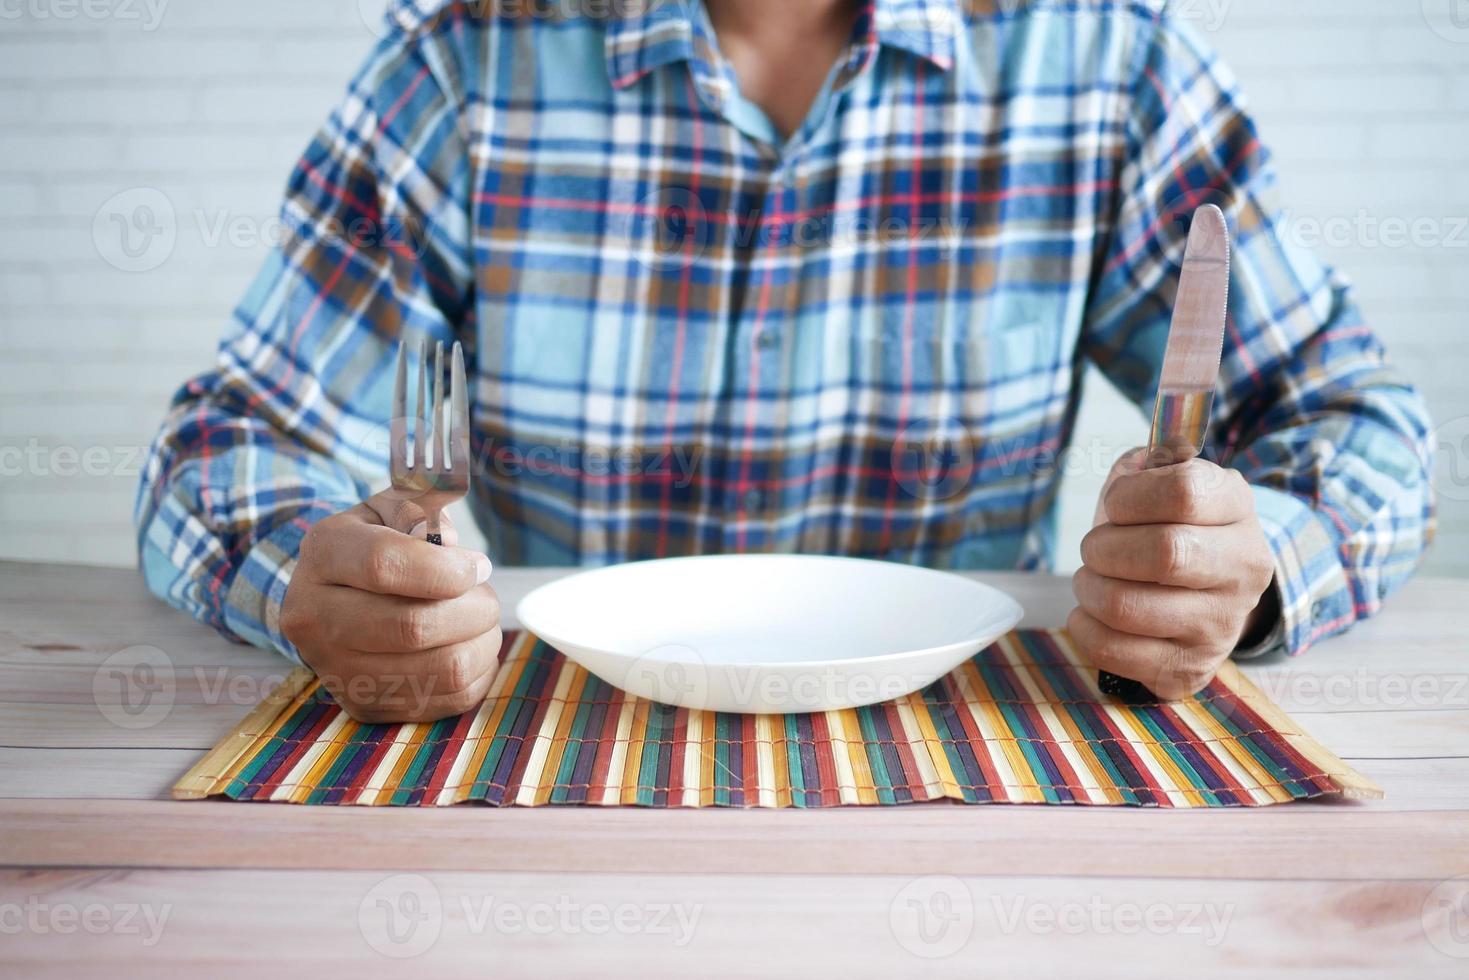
[2,561,1467,977]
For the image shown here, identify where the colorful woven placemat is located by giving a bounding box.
[173,629,1380,807]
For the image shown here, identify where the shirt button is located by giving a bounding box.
[742,489,764,512]
[756,330,780,350]
[1311,601,1326,622]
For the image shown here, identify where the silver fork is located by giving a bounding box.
[391,338,470,546]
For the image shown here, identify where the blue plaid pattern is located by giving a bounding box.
[137,0,1434,664]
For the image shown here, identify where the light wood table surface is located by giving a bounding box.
[2,560,1467,977]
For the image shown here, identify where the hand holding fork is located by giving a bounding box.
[281,339,502,723]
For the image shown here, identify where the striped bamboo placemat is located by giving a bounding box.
[174,629,1380,807]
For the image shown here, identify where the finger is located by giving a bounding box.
[318,583,501,653]
[310,520,490,598]
[1066,609,1213,699]
[1080,522,1236,589]
[1093,447,1147,527]
[1071,566,1228,642]
[1067,606,1177,681]
[1102,458,1253,527]
[360,489,462,547]
[322,628,503,708]
[400,660,501,724]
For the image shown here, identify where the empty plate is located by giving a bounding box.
[515,554,1024,714]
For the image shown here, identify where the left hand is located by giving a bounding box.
[1068,450,1278,699]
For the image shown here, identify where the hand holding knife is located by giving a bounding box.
[1073,204,1278,703]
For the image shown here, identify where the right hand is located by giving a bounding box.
[281,489,501,723]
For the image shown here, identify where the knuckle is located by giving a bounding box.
[442,645,478,694]
[444,688,481,717]
[1159,648,1215,698]
[365,539,407,592]
[1100,582,1138,628]
[1159,525,1193,579]
[482,587,503,625]
[1066,607,1090,644]
[1079,528,1103,568]
[1171,469,1206,521]
[280,598,309,643]
[396,607,436,650]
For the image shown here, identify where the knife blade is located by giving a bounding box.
[1099,204,1232,703]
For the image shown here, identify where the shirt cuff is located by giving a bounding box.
[223,501,347,664]
[1248,483,1353,658]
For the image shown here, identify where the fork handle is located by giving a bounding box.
[425,510,444,547]
[426,533,443,546]
[1098,670,1154,704]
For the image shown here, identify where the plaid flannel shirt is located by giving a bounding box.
[137,0,1435,664]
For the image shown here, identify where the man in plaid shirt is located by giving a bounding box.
[137,0,1434,721]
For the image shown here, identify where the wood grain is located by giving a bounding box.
[2,560,1466,976]
[2,799,1466,880]
[3,868,1465,979]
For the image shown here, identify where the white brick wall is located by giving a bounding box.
[1,0,1466,576]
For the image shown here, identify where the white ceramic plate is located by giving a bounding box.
[515,554,1024,714]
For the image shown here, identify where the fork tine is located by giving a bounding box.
[415,337,428,469]
[431,341,444,472]
[450,341,468,471]
[390,341,407,473]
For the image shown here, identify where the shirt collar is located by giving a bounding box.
[605,0,960,91]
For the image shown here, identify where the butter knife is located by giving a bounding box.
[1098,204,1231,703]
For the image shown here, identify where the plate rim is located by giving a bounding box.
[514,553,1026,672]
